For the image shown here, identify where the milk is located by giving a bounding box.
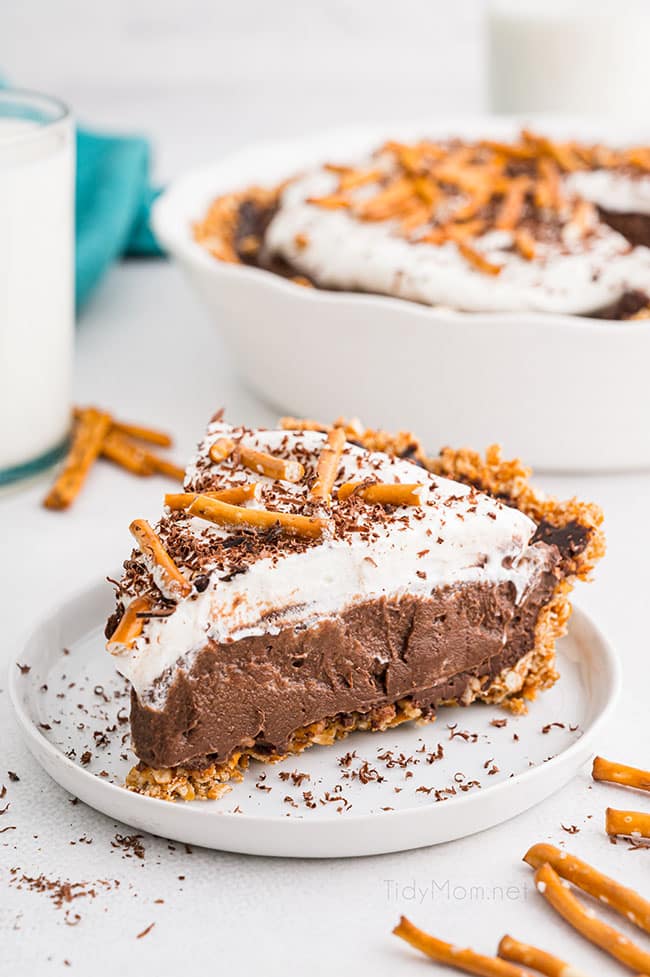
[0,102,74,481]
[487,0,650,117]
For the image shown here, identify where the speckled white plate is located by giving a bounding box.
[9,579,619,858]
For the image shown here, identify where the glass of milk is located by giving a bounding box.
[487,0,650,116]
[0,91,74,486]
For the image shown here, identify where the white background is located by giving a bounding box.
[2,3,650,975]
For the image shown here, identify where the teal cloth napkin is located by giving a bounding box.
[76,128,164,312]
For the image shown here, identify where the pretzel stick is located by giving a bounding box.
[593,757,650,793]
[393,916,529,976]
[142,451,185,483]
[606,808,650,840]
[498,935,589,977]
[43,407,112,510]
[73,407,173,447]
[165,485,260,510]
[187,494,328,539]
[514,229,536,261]
[495,178,529,231]
[239,446,304,483]
[101,429,154,476]
[534,863,650,973]
[129,519,191,600]
[457,241,503,276]
[523,843,650,935]
[209,437,235,464]
[112,419,172,448]
[311,428,346,503]
[106,596,153,654]
[280,417,330,432]
[337,482,424,506]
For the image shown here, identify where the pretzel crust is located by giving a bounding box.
[523,843,650,935]
[534,862,650,973]
[593,756,650,793]
[393,916,530,976]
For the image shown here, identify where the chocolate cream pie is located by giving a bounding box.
[193,130,650,319]
[105,414,604,801]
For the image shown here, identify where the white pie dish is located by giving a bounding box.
[9,579,619,858]
[152,115,650,472]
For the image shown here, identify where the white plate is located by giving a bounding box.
[10,580,619,858]
[152,115,650,472]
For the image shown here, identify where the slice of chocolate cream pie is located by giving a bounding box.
[106,414,604,801]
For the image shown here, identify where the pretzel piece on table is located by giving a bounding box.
[498,934,589,977]
[43,407,112,510]
[606,808,650,841]
[593,757,650,793]
[523,843,650,935]
[533,863,650,973]
[111,418,172,448]
[101,429,154,476]
[393,916,530,976]
[142,451,185,483]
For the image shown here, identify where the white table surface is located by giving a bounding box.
[2,257,650,975]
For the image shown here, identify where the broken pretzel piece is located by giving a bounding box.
[111,418,172,448]
[533,862,650,973]
[129,519,191,601]
[393,916,529,976]
[165,484,260,510]
[497,934,588,977]
[209,437,235,464]
[523,842,650,935]
[592,756,650,793]
[311,427,346,504]
[43,407,112,510]
[239,446,304,483]
[141,451,185,483]
[101,429,153,476]
[187,494,328,539]
[606,808,650,841]
[337,482,424,506]
[106,595,153,655]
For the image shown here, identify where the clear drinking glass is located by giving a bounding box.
[0,90,74,486]
[487,0,650,117]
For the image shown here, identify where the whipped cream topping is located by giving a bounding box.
[566,168,650,216]
[264,167,650,314]
[114,422,551,704]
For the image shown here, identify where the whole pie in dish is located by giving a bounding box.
[105,412,604,801]
[193,129,650,319]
